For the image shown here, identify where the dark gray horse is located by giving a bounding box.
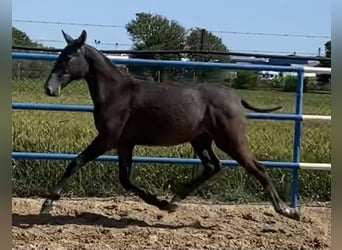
[41,30,300,221]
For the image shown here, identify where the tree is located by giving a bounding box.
[125,13,232,83]
[12,27,36,47]
[185,28,230,82]
[126,13,186,57]
[316,40,331,87]
[126,13,187,82]
[325,40,331,58]
[12,27,51,50]
[185,28,229,63]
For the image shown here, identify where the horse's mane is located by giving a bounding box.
[83,44,154,85]
[84,44,129,78]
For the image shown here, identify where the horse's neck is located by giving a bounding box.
[84,46,130,105]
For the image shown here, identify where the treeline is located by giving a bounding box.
[12,27,55,80]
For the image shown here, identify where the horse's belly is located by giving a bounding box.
[127,123,200,146]
[124,105,207,146]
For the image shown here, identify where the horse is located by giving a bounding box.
[41,30,300,221]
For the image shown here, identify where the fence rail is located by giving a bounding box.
[12,51,331,208]
[12,46,332,62]
[12,52,308,71]
[12,152,330,171]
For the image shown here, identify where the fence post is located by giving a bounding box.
[291,70,304,208]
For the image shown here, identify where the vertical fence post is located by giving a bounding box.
[291,70,304,208]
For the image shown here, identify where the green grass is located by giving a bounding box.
[12,80,331,203]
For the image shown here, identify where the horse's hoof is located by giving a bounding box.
[170,194,182,203]
[293,213,300,221]
[40,199,54,215]
[283,207,300,221]
[166,203,179,213]
[158,200,179,213]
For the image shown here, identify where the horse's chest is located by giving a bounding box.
[92,107,126,132]
[93,112,102,131]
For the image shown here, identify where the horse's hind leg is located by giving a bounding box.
[40,134,111,215]
[117,143,177,212]
[214,116,300,221]
[171,134,223,203]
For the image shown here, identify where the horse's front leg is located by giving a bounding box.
[40,134,111,215]
[117,143,178,212]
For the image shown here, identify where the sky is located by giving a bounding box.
[12,0,331,56]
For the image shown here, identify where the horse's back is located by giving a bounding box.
[131,81,244,121]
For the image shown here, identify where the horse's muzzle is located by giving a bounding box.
[45,86,61,96]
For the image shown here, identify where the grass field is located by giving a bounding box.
[12,80,331,203]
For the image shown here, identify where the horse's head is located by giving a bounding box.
[45,30,89,96]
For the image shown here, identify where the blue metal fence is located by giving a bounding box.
[12,52,310,208]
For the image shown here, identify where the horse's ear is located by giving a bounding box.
[77,30,87,46]
[61,30,74,45]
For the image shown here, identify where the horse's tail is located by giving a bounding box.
[241,99,282,113]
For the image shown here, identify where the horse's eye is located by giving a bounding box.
[66,52,78,61]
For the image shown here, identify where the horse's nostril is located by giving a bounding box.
[46,86,55,96]
[45,86,61,97]
[46,87,52,96]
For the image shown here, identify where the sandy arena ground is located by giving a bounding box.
[12,197,331,250]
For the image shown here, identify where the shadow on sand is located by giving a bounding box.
[12,212,201,230]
